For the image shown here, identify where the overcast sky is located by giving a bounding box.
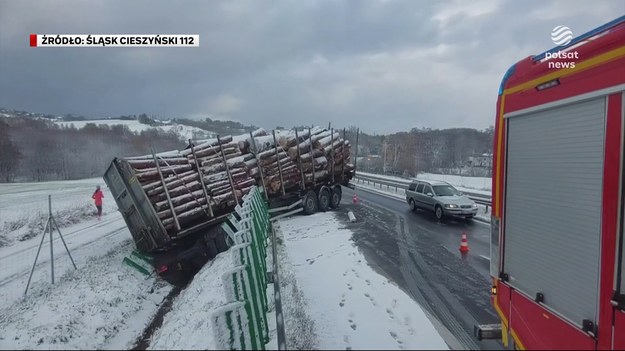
[0,1,623,134]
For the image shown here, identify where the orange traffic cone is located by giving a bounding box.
[352,193,359,205]
[459,232,470,253]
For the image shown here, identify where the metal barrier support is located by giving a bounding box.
[211,186,284,350]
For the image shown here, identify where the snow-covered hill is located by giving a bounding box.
[55,119,216,141]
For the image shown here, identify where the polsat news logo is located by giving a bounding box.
[546,25,578,69]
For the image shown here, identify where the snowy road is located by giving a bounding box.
[341,186,501,350]
[347,186,492,280]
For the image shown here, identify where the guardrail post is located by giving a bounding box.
[231,243,269,343]
[211,301,250,350]
[211,185,277,351]
[222,265,264,350]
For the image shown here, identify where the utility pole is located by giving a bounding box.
[382,141,388,174]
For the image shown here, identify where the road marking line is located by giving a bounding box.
[479,255,491,261]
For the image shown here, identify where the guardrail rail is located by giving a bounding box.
[353,173,492,208]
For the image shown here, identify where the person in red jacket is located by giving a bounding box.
[92,185,104,220]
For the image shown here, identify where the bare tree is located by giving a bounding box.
[0,120,21,182]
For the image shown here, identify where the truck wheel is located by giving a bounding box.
[318,188,331,212]
[435,205,444,221]
[302,190,318,215]
[329,186,342,209]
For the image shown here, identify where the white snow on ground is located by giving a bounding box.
[0,178,173,350]
[352,179,491,223]
[148,251,231,350]
[54,119,215,141]
[0,178,123,306]
[0,238,171,350]
[276,212,449,350]
[0,177,110,225]
[149,247,278,350]
[417,173,491,192]
[357,171,492,193]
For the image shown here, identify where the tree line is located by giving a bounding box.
[343,126,494,177]
[0,118,185,182]
[0,115,494,182]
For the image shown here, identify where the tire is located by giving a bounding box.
[302,190,318,215]
[329,185,342,209]
[318,188,331,212]
[435,205,444,220]
[409,199,416,211]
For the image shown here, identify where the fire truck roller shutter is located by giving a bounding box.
[503,97,605,327]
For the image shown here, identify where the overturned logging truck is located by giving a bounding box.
[103,126,355,283]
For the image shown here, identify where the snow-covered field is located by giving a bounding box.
[55,119,215,141]
[0,179,172,350]
[0,178,110,225]
[0,239,171,350]
[276,212,449,350]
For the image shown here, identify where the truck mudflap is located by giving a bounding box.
[474,324,502,341]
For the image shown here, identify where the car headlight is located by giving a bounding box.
[472,203,478,208]
[444,204,458,208]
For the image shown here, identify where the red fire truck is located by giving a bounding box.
[484,15,625,349]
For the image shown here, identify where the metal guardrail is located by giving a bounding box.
[353,173,492,207]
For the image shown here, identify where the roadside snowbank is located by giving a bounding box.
[147,251,232,350]
[276,212,449,350]
[149,248,279,350]
[356,171,492,193]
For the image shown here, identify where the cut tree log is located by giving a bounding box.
[127,157,190,170]
[315,132,341,149]
[136,165,193,182]
[124,150,182,160]
[144,174,199,196]
[150,181,203,203]
[196,147,239,164]
[287,140,311,159]
[227,154,255,168]
[257,148,288,161]
[142,170,197,192]
[157,197,208,220]
[154,189,206,212]
[181,135,234,156]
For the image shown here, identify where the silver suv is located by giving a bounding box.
[405,180,478,220]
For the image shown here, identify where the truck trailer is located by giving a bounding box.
[103,126,355,284]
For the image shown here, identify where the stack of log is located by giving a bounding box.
[120,126,355,235]
[282,128,355,187]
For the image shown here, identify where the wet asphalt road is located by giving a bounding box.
[338,186,501,350]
